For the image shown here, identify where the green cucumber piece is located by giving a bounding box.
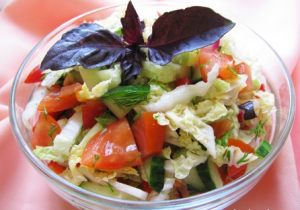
[140,60,190,83]
[184,167,206,193]
[79,66,121,90]
[144,156,165,193]
[80,182,138,201]
[255,139,272,158]
[172,50,199,67]
[213,79,230,92]
[196,158,223,191]
[102,98,131,119]
[191,66,202,83]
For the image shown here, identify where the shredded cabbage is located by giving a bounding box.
[142,64,219,112]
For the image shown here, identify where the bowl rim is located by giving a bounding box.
[9,1,296,208]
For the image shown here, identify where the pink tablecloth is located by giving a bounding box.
[0,0,299,209]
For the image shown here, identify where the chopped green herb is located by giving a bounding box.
[106,181,115,192]
[148,76,169,91]
[43,106,48,120]
[251,119,268,137]
[133,110,143,121]
[123,153,141,167]
[40,72,48,80]
[48,123,59,140]
[102,85,150,110]
[199,61,212,68]
[227,66,238,76]
[93,154,100,167]
[96,111,114,127]
[237,152,249,164]
[222,149,231,162]
[100,128,107,135]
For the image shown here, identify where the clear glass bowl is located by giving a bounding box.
[9,2,295,210]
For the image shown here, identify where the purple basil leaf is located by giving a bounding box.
[121,45,146,81]
[238,101,257,120]
[40,23,126,70]
[121,1,144,45]
[146,6,235,65]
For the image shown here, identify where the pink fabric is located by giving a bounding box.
[0,0,299,209]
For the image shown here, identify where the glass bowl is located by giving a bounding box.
[9,1,295,209]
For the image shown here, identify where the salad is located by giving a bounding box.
[22,1,276,201]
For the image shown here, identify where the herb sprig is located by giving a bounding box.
[40,1,235,81]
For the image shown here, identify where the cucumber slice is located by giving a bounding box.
[184,167,206,194]
[255,139,272,158]
[191,66,202,83]
[196,158,223,191]
[172,50,199,67]
[79,66,121,90]
[80,182,138,201]
[102,98,131,119]
[142,156,165,193]
[140,60,190,83]
[149,156,165,193]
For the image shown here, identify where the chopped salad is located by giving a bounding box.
[22,2,276,201]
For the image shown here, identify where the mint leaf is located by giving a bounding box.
[146,7,235,65]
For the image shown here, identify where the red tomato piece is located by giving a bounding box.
[131,112,166,159]
[227,164,247,180]
[218,166,231,185]
[48,161,66,174]
[198,48,234,82]
[37,83,82,112]
[234,62,254,93]
[31,113,61,149]
[227,138,254,180]
[218,64,239,80]
[202,40,220,51]
[142,181,153,193]
[175,77,192,87]
[210,119,232,140]
[259,83,266,92]
[24,65,45,83]
[82,102,107,130]
[227,138,254,153]
[81,118,142,170]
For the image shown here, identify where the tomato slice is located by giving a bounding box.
[142,181,153,193]
[82,102,107,130]
[198,48,234,82]
[24,65,45,83]
[218,64,239,80]
[209,119,232,139]
[227,138,254,180]
[48,161,66,174]
[227,138,254,153]
[175,77,191,87]
[81,118,142,170]
[234,62,254,93]
[37,83,82,112]
[131,112,166,159]
[227,164,247,180]
[31,113,61,149]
